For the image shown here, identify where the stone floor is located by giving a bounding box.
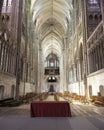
[0,95,104,130]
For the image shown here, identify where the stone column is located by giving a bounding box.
[76,60,79,82]
[81,0,88,99]
[63,48,67,91]
[95,47,98,71]
[60,52,64,92]
[63,37,69,91]
[15,0,23,100]
[71,69,73,83]
[87,52,90,74]
[90,52,93,73]
[100,42,104,68]
[97,45,102,69]
[78,59,81,95]
[2,45,6,72]
[91,51,93,73]
[33,36,38,92]
[37,42,44,93]
[99,43,103,69]
[89,52,91,73]
[28,63,32,83]
[93,50,95,72]
[77,59,80,81]
[1,44,4,70]
[72,65,74,83]
[73,64,76,82]
[92,50,94,72]
[4,46,8,72]
[23,58,26,95]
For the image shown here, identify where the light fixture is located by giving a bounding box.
[52,77,55,80]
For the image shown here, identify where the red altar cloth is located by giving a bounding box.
[30,101,71,117]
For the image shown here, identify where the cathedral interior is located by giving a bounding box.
[0,0,104,130]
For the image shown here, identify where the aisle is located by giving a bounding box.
[0,94,104,130]
[44,95,54,101]
[43,94,66,101]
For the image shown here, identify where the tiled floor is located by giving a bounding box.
[0,95,104,130]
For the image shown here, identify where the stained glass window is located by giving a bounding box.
[88,0,98,4]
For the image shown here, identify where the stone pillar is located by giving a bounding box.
[100,42,104,68]
[77,59,80,81]
[73,64,76,82]
[62,37,69,91]
[77,59,81,95]
[93,49,95,72]
[87,52,90,74]
[37,42,44,93]
[71,68,73,83]
[2,45,6,72]
[90,52,93,72]
[72,65,74,83]
[99,43,103,69]
[63,48,67,91]
[5,47,8,72]
[81,0,88,99]
[90,51,93,73]
[28,63,32,82]
[88,52,91,74]
[15,0,23,100]
[95,47,98,71]
[60,53,64,92]
[33,37,38,92]
[97,45,101,69]
[23,58,26,95]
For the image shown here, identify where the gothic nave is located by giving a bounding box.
[0,0,104,130]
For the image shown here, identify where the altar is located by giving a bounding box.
[30,101,71,117]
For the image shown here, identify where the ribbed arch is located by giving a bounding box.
[42,33,62,58]
[31,0,73,59]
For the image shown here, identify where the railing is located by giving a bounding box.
[45,67,60,75]
[87,21,103,49]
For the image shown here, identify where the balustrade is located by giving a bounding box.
[87,21,104,74]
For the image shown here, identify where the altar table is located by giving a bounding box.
[30,101,71,117]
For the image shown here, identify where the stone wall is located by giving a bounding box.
[0,72,36,100]
[87,69,104,96]
[0,72,16,99]
[68,69,104,97]
[19,81,35,95]
[68,81,85,95]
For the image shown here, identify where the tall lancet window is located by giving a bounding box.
[89,0,98,4]
[87,0,100,10]
[2,0,7,12]
[2,0,12,13]
[8,0,12,6]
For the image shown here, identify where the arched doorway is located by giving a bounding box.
[47,76,57,93]
[49,85,54,92]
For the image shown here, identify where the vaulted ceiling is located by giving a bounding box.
[31,0,73,58]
